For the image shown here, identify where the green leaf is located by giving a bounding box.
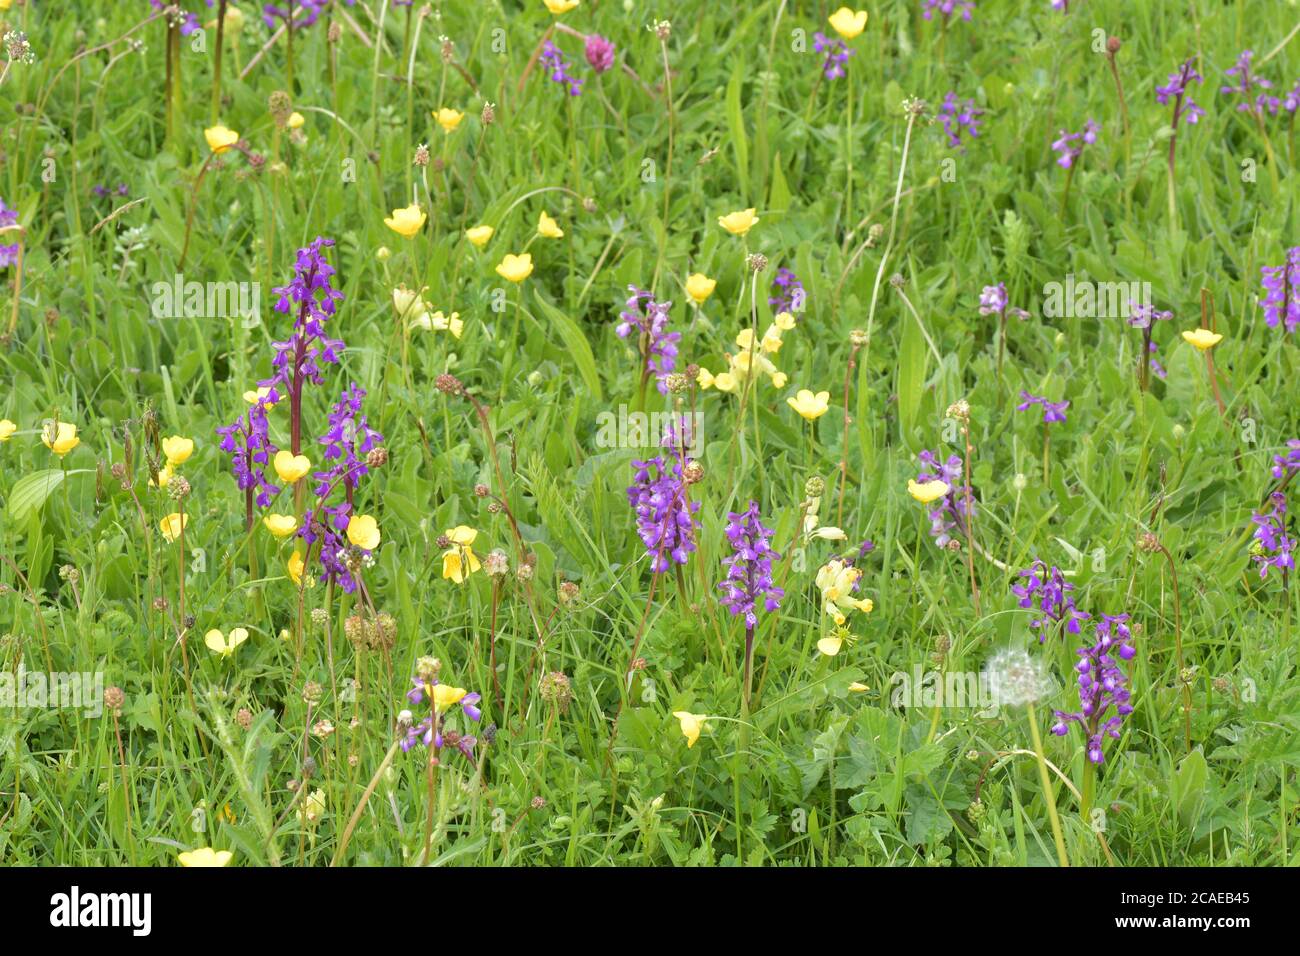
[533,294,603,401]
[896,309,929,453]
[6,469,67,523]
[726,63,749,202]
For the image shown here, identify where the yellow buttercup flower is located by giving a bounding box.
[161,435,194,466]
[204,627,249,658]
[432,684,468,711]
[828,7,868,40]
[495,252,534,283]
[347,514,381,551]
[288,550,306,586]
[287,111,305,130]
[466,224,494,247]
[42,421,80,456]
[718,208,759,236]
[787,389,831,421]
[815,559,873,627]
[159,512,189,543]
[537,210,565,239]
[298,788,326,826]
[849,682,870,692]
[274,450,312,483]
[685,273,717,304]
[671,711,710,748]
[178,847,233,867]
[908,478,951,504]
[1182,328,1223,351]
[544,0,580,13]
[434,107,464,132]
[384,203,427,239]
[204,125,240,154]
[150,462,175,489]
[263,514,298,538]
[442,525,482,583]
[0,419,17,441]
[243,386,276,408]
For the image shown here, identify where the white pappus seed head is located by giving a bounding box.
[984,647,1051,707]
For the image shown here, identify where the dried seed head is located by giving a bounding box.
[683,460,705,484]
[236,707,253,730]
[484,549,510,577]
[103,686,125,715]
[746,252,768,274]
[413,143,430,167]
[481,101,496,126]
[366,447,388,469]
[415,655,442,681]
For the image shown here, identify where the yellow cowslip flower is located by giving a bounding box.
[287,550,306,586]
[159,512,189,543]
[384,203,427,239]
[204,627,249,658]
[42,421,80,456]
[771,371,788,388]
[273,450,312,483]
[1182,328,1223,351]
[442,525,482,583]
[263,514,298,538]
[178,847,233,868]
[671,711,710,748]
[730,347,779,383]
[773,310,797,331]
[787,389,831,421]
[685,273,716,304]
[495,252,534,283]
[287,111,305,130]
[537,210,565,239]
[432,684,468,711]
[204,125,240,154]
[434,107,464,132]
[347,514,381,551]
[828,7,868,40]
[426,310,464,338]
[696,367,716,389]
[393,284,429,324]
[0,419,15,441]
[544,0,580,12]
[815,559,873,627]
[150,463,175,489]
[465,224,494,247]
[760,324,785,353]
[161,435,194,466]
[908,478,951,504]
[243,386,276,408]
[714,371,739,392]
[717,208,759,236]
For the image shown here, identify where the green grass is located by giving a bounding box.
[0,0,1298,866]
